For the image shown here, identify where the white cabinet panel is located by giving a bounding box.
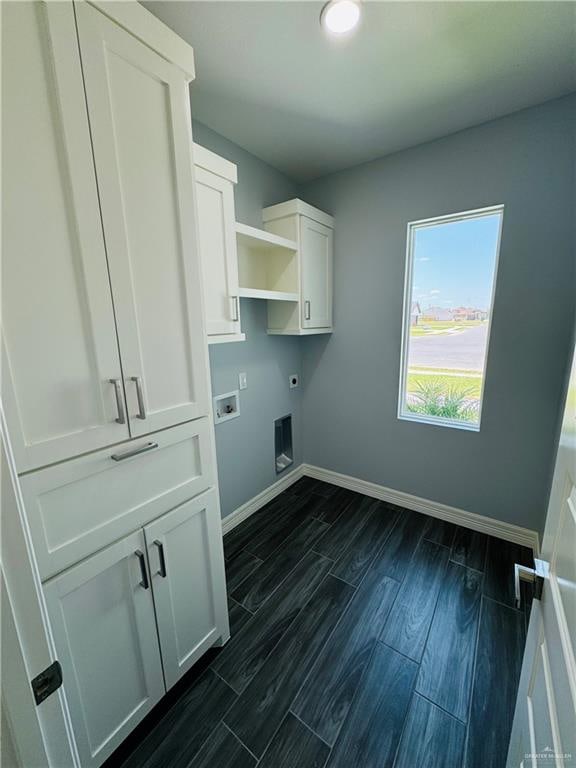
[195,165,242,339]
[1,1,129,472]
[263,199,334,335]
[144,490,229,689]
[21,420,215,580]
[300,217,333,329]
[44,530,164,768]
[75,3,209,436]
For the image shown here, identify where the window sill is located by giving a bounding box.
[398,412,480,432]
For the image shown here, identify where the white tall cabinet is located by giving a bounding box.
[2,1,130,471]
[2,0,211,470]
[2,3,229,767]
[76,4,209,433]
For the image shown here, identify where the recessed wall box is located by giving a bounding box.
[274,414,293,473]
[213,391,240,424]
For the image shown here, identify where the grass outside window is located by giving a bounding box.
[399,207,504,430]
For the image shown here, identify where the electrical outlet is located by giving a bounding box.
[239,372,247,390]
[289,374,299,389]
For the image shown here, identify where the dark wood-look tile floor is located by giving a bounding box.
[107,480,533,768]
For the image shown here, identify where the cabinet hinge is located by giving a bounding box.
[31,660,63,705]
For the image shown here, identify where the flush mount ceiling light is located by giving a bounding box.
[320,0,361,35]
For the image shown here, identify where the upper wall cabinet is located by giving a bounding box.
[1,2,130,471]
[75,2,209,436]
[193,144,245,344]
[263,200,334,335]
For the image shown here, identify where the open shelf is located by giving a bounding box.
[236,221,299,300]
[235,222,297,253]
[238,287,298,302]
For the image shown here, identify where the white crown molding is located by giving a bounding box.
[193,142,238,184]
[87,1,196,80]
[220,461,539,554]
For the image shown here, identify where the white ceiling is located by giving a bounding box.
[144,1,576,182]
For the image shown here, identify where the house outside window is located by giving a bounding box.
[398,206,504,430]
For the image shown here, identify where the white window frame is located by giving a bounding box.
[398,205,504,432]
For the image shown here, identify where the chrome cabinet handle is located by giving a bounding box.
[135,550,149,589]
[231,296,239,322]
[154,540,167,578]
[304,300,311,320]
[111,441,158,462]
[131,376,147,420]
[109,379,126,424]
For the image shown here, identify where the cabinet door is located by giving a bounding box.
[300,217,333,329]
[1,1,129,473]
[144,490,229,690]
[195,167,241,338]
[75,3,209,437]
[43,530,164,768]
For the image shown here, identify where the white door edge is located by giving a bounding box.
[1,406,80,767]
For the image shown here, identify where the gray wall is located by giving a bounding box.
[192,121,302,518]
[299,95,575,534]
[193,121,297,229]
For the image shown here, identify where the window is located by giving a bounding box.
[399,206,503,430]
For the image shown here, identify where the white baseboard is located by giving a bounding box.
[220,460,539,554]
[221,464,305,535]
[303,463,540,554]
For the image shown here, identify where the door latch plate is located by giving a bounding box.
[31,660,63,705]
[514,558,549,608]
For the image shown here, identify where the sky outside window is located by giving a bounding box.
[400,208,503,429]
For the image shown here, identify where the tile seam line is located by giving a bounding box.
[327,505,403,593]
[415,563,484,724]
[288,709,333,749]
[218,555,338,703]
[250,571,357,757]
[232,524,331,612]
[462,586,487,767]
[332,505,403,588]
[220,720,260,763]
[242,500,324,561]
[226,573,353,761]
[412,690,469,727]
